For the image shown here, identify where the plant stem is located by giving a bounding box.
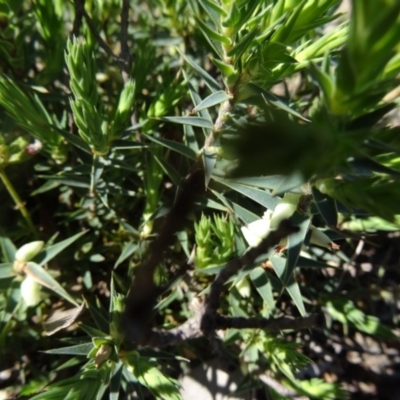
[0,168,38,237]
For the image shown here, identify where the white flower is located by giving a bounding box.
[21,275,42,307]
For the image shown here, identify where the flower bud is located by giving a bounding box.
[241,216,271,247]
[269,193,301,230]
[15,241,44,262]
[95,343,113,369]
[21,275,42,307]
[236,277,251,298]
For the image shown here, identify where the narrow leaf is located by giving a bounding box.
[178,50,221,92]
[284,214,311,285]
[0,263,14,279]
[159,116,214,130]
[26,262,78,306]
[192,90,231,112]
[114,242,138,269]
[312,186,338,227]
[250,267,275,315]
[214,177,280,210]
[44,342,94,355]
[35,231,87,267]
[142,133,197,160]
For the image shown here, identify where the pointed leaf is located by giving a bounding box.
[183,123,200,152]
[84,298,110,333]
[44,342,94,356]
[178,50,221,92]
[250,267,275,315]
[142,133,197,160]
[0,236,16,263]
[312,186,338,227]
[247,83,310,122]
[35,231,87,267]
[26,262,78,306]
[210,189,259,223]
[159,116,214,130]
[110,362,123,400]
[55,127,92,154]
[227,28,259,61]
[203,149,217,188]
[114,242,138,269]
[192,91,231,112]
[198,0,227,26]
[284,214,311,285]
[0,263,14,279]
[195,18,225,58]
[285,277,307,317]
[214,177,280,209]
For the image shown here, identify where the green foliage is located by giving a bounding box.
[1,0,399,399]
[194,213,236,268]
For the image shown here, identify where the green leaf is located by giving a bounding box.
[142,133,197,160]
[209,188,259,224]
[195,18,225,58]
[246,83,310,122]
[26,262,79,306]
[0,235,16,262]
[250,267,275,315]
[198,0,227,26]
[55,127,92,154]
[35,231,87,267]
[84,298,110,333]
[284,213,311,285]
[128,353,182,400]
[227,28,259,61]
[44,342,94,356]
[159,116,214,130]
[270,255,306,316]
[178,50,221,92]
[110,362,123,400]
[312,186,338,227]
[0,263,14,279]
[154,155,181,186]
[195,17,231,45]
[192,90,231,112]
[285,277,307,317]
[203,149,217,188]
[213,177,280,210]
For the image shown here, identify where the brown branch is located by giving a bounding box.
[122,168,205,344]
[71,0,84,38]
[201,219,299,334]
[138,309,324,348]
[119,0,132,80]
[215,313,324,331]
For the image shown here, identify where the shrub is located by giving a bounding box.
[1,1,399,398]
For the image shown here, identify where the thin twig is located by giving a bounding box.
[203,220,299,324]
[0,169,38,237]
[122,168,205,343]
[215,313,323,331]
[71,0,84,37]
[119,0,132,80]
[138,310,323,348]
